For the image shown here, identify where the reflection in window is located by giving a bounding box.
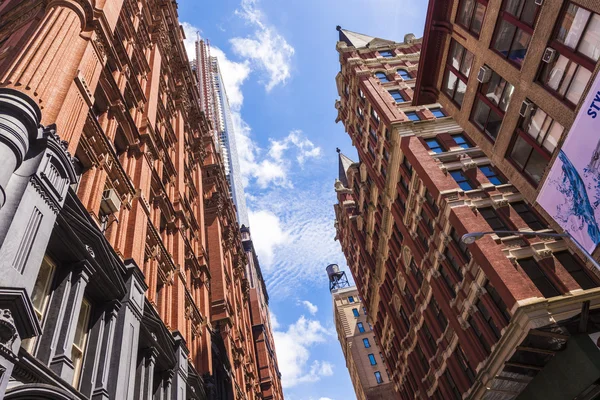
[406,112,420,121]
[451,170,475,191]
[471,69,514,141]
[493,0,539,66]
[425,138,444,154]
[507,104,564,185]
[22,257,56,352]
[375,72,389,83]
[452,133,472,149]
[72,298,92,387]
[480,164,505,185]
[389,89,407,103]
[539,3,600,106]
[457,0,487,36]
[397,69,411,80]
[443,40,473,107]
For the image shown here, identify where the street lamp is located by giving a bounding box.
[461,230,600,272]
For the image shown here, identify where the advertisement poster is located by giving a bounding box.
[537,73,600,254]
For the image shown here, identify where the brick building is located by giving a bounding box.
[333,26,600,400]
[0,1,272,399]
[241,226,284,400]
[330,283,398,400]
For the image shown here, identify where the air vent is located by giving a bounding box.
[542,47,557,64]
[477,66,492,83]
[100,189,122,214]
[519,99,536,118]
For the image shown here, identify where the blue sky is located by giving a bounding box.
[178,1,427,398]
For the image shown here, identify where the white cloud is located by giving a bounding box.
[232,0,295,91]
[273,315,334,388]
[248,209,290,269]
[269,310,280,330]
[299,300,318,315]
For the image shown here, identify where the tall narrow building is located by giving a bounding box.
[334,25,600,400]
[328,265,399,400]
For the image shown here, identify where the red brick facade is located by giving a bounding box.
[0,1,269,398]
[334,27,600,400]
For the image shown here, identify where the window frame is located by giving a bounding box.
[450,170,476,191]
[537,2,600,108]
[512,201,545,230]
[374,371,384,384]
[491,0,541,67]
[480,207,511,236]
[363,338,371,348]
[471,69,514,141]
[506,105,564,186]
[518,258,561,297]
[72,297,92,387]
[368,353,377,365]
[480,164,506,185]
[555,251,598,290]
[456,0,489,37]
[379,50,394,58]
[352,308,360,317]
[375,71,390,83]
[443,40,474,107]
[405,111,421,121]
[452,133,473,149]
[425,137,444,154]
[397,69,411,80]
[357,322,366,333]
[23,256,56,353]
[389,89,408,103]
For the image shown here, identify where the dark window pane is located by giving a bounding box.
[472,3,486,34]
[494,20,517,56]
[426,138,443,153]
[458,0,475,28]
[512,201,545,230]
[509,29,531,65]
[406,112,420,121]
[518,258,560,297]
[485,109,503,140]
[473,101,491,132]
[555,251,598,290]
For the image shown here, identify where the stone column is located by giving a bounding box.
[171,331,188,400]
[88,301,121,400]
[108,260,147,399]
[49,261,95,382]
[136,347,158,400]
[0,89,40,208]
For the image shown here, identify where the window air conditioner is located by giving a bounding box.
[519,99,536,118]
[100,188,122,214]
[477,66,492,83]
[542,47,557,64]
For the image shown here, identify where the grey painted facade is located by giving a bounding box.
[0,88,207,399]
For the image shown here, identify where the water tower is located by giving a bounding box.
[327,264,350,292]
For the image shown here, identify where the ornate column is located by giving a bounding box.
[171,331,188,400]
[136,347,158,400]
[108,260,147,399]
[49,261,95,382]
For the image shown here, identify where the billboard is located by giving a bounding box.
[537,73,600,254]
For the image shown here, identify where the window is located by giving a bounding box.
[363,338,371,348]
[368,322,373,331]
[480,207,510,235]
[422,322,437,352]
[23,257,56,352]
[348,296,355,303]
[357,322,365,333]
[422,210,434,234]
[470,316,491,353]
[375,371,384,384]
[425,189,439,213]
[480,164,506,185]
[369,126,378,141]
[445,248,464,281]
[399,307,410,330]
[356,106,364,120]
[457,0,487,36]
[405,287,416,310]
[539,3,600,106]
[518,258,560,297]
[375,72,389,83]
[352,308,360,317]
[368,354,377,365]
[508,105,564,185]
[456,345,476,384]
[405,111,420,121]
[415,345,430,373]
[476,299,501,339]
[440,266,456,297]
[371,107,380,124]
[555,251,598,290]
[380,50,394,58]
[493,0,540,66]
[397,69,411,80]
[450,170,475,191]
[512,201,545,230]
[358,87,366,102]
[431,298,448,331]
[389,89,407,103]
[452,133,472,149]
[425,138,444,154]
[410,259,424,286]
[443,40,473,107]
[430,107,446,118]
[363,306,368,315]
[383,148,390,162]
[485,281,511,322]
[445,370,462,400]
[72,298,92,387]
[472,69,514,141]
[403,157,412,172]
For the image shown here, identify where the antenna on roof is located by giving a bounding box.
[336,25,342,31]
[336,147,341,153]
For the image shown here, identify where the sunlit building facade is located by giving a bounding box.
[0,0,265,399]
[331,285,398,400]
[333,25,600,400]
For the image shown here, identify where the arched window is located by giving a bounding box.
[375,72,389,83]
[397,69,410,80]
